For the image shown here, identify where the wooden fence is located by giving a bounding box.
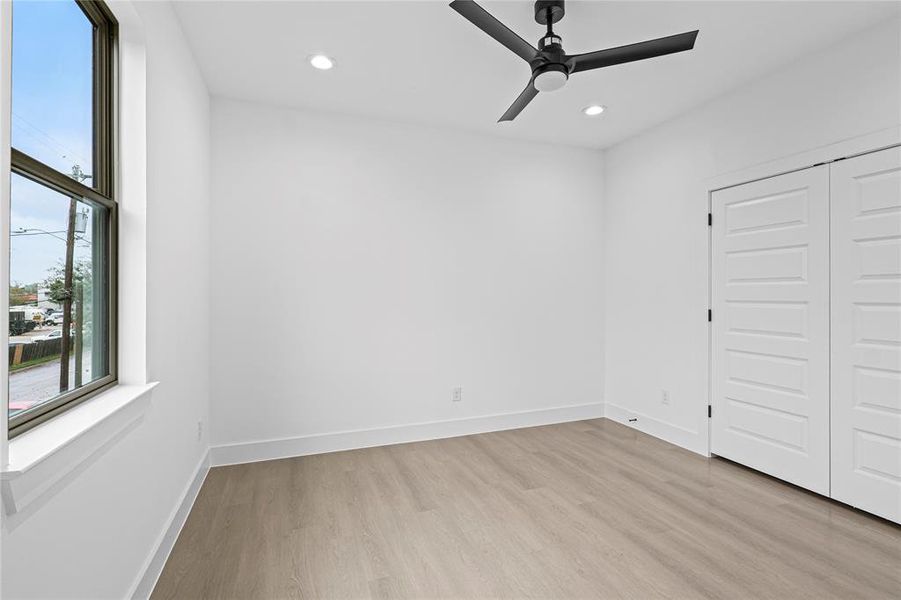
[8,338,67,367]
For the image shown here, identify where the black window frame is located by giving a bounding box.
[8,0,118,438]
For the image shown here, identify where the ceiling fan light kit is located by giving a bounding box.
[533,64,567,92]
[449,0,699,122]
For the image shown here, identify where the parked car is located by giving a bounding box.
[33,330,63,342]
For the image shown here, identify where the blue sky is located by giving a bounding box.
[10,0,94,288]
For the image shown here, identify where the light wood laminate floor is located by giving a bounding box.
[152,419,901,599]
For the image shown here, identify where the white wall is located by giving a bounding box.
[209,99,605,455]
[0,2,211,598]
[602,19,901,454]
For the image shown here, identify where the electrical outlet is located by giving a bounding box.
[452,387,463,402]
[197,420,203,441]
[661,390,669,405]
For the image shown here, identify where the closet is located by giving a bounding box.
[711,146,901,523]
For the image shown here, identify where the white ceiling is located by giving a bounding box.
[173,1,900,149]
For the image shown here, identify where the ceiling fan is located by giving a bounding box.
[449,0,699,121]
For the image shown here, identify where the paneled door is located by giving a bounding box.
[711,166,830,495]
[830,147,901,523]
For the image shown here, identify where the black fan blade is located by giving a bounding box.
[498,80,538,122]
[567,30,699,74]
[450,0,537,62]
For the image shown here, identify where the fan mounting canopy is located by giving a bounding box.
[534,1,565,25]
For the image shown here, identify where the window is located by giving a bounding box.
[8,0,116,437]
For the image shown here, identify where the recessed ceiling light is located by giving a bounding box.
[309,54,335,70]
[582,104,606,116]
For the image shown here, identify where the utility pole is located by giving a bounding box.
[74,280,83,387]
[59,164,90,393]
[59,197,76,393]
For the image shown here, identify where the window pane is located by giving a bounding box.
[11,0,94,186]
[8,173,110,419]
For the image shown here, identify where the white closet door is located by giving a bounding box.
[830,147,901,523]
[711,166,830,494]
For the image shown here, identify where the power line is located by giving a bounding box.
[11,112,92,171]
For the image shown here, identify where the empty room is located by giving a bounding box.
[1,0,900,598]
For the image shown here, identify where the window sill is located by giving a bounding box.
[1,382,158,521]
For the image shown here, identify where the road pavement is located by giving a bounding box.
[9,355,94,414]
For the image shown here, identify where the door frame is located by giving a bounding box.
[701,126,901,457]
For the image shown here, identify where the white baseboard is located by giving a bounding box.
[129,450,210,600]
[605,402,709,456]
[211,402,605,467]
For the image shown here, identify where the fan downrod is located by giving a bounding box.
[534,0,564,25]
